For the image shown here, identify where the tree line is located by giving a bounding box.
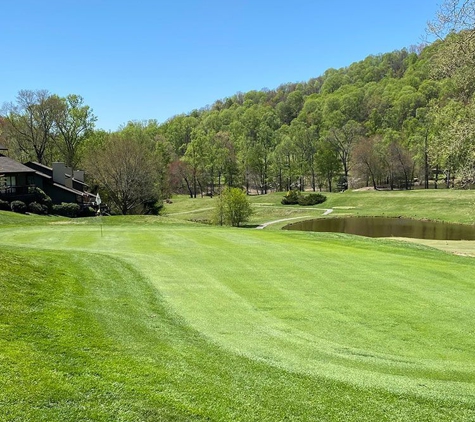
[1,0,474,214]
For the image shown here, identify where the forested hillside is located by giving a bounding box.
[2,4,475,213]
[153,33,475,197]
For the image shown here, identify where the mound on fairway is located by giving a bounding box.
[1,216,475,421]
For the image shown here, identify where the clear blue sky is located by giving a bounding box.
[1,0,439,132]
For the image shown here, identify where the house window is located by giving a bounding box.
[0,176,6,193]
[4,175,16,193]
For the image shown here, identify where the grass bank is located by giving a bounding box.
[164,189,475,227]
[1,199,475,420]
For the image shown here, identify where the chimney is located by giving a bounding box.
[52,162,66,185]
[65,166,73,188]
[73,170,84,183]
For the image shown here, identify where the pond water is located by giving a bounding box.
[284,217,475,240]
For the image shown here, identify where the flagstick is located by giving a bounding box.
[96,192,103,238]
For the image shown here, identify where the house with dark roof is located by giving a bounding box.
[0,153,37,202]
[23,161,95,205]
[0,145,95,206]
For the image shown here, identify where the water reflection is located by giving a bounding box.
[284,217,475,240]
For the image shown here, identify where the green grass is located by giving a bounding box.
[2,189,475,420]
[164,189,475,227]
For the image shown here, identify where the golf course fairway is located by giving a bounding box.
[1,215,475,420]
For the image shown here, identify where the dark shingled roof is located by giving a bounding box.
[0,154,36,174]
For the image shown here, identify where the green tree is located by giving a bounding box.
[182,128,208,198]
[53,94,97,168]
[273,125,297,191]
[428,1,475,101]
[289,121,319,191]
[326,120,364,187]
[213,187,253,227]
[430,100,475,187]
[315,139,342,192]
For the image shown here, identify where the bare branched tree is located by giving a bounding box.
[1,90,61,164]
[85,134,160,215]
[428,0,475,39]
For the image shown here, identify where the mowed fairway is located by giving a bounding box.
[2,213,475,420]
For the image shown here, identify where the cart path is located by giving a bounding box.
[256,209,333,229]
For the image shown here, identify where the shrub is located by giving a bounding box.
[0,199,10,211]
[298,193,327,206]
[28,187,52,212]
[28,201,48,215]
[282,191,327,206]
[78,206,96,217]
[144,200,164,216]
[52,202,80,218]
[281,190,300,205]
[10,200,27,214]
[213,188,253,227]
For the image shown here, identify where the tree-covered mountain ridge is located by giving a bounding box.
[155,33,472,197]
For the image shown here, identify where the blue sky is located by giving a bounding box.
[1,0,439,132]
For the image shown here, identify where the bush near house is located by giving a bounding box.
[0,199,10,211]
[78,206,96,217]
[52,203,80,218]
[28,201,48,215]
[10,200,27,214]
[28,187,53,212]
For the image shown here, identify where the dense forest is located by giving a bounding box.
[2,2,475,214]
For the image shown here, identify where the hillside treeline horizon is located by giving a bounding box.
[2,23,475,213]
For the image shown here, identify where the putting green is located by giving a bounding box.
[2,222,475,407]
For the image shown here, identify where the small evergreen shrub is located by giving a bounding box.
[0,199,10,211]
[28,201,48,215]
[78,206,96,217]
[282,191,327,206]
[144,201,164,216]
[10,200,27,214]
[28,187,52,212]
[281,190,300,205]
[52,202,80,218]
[298,193,327,206]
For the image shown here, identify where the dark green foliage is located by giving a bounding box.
[28,202,48,215]
[52,202,80,218]
[28,187,52,212]
[144,200,164,216]
[282,190,326,206]
[0,199,10,211]
[78,206,96,217]
[298,193,327,206]
[281,190,300,205]
[10,200,27,214]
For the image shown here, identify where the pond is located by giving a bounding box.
[283,217,475,240]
